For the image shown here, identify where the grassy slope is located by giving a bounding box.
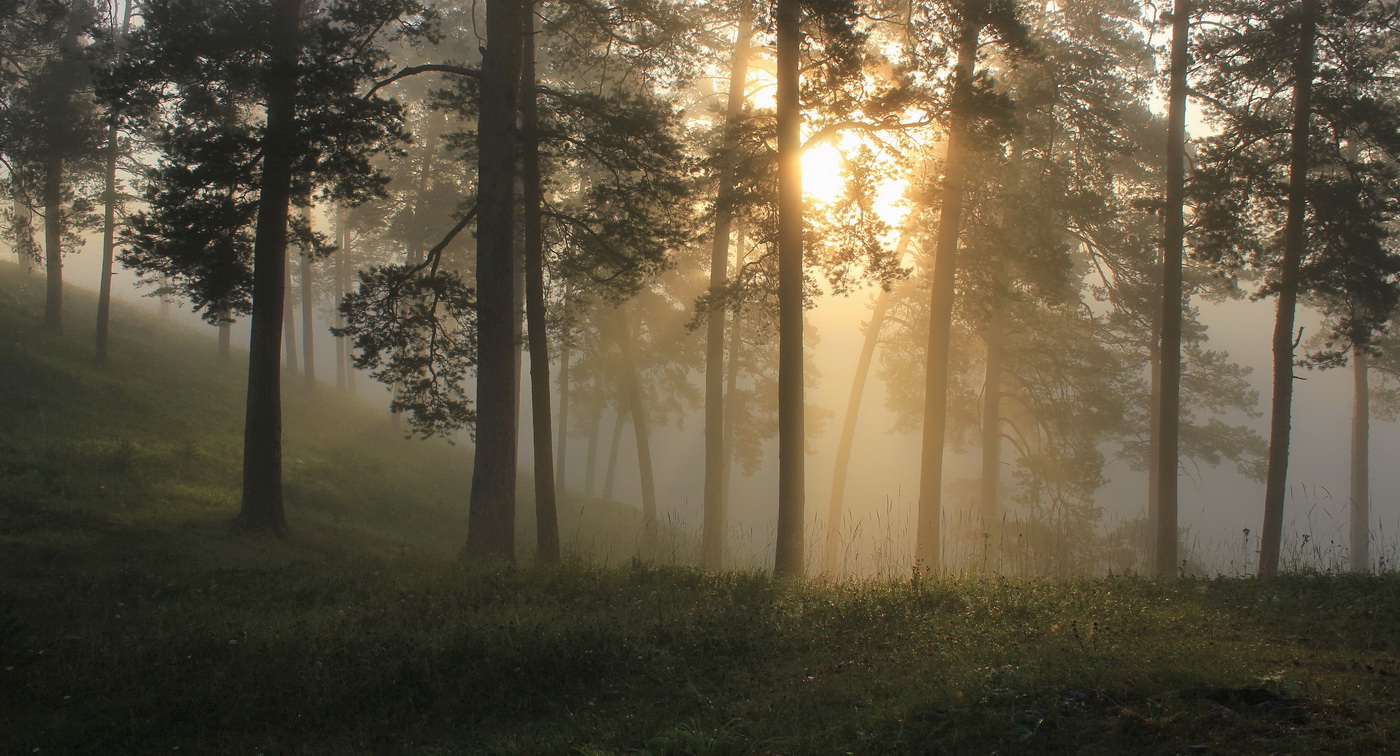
[3,264,1400,755]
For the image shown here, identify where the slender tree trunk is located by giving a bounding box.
[236,0,304,535]
[219,319,232,359]
[703,3,754,570]
[334,209,348,391]
[95,0,134,365]
[722,226,747,512]
[1154,0,1191,578]
[603,403,626,502]
[1147,317,1161,561]
[1350,348,1370,572]
[774,0,804,577]
[1259,0,1317,578]
[466,0,525,561]
[300,200,316,387]
[615,310,658,554]
[584,378,602,498]
[12,195,35,274]
[824,286,894,572]
[556,315,572,494]
[916,16,981,571]
[42,158,64,332]
[979,300,1005,534]
[283,258,299,373]
[521,1,560,562]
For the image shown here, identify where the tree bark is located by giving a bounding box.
[283,257,299,373]
[466,0,525,562]
[300,203,316,388]
[1350,348,1370,572]
[521,0,560,562]
[1259,0,1316,578]
[722,226,747,514]
[915,15,981,572]
[11,194,35,274]
[219,320,232,359]
[615,310,658,555]
[774,0,805,577]
[1154,0,1190,578]
[703,2,754,570]
[95,0,134,365]
[236,0,304,536]
[334,208,348,390]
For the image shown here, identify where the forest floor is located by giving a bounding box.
[4,264,1400,755]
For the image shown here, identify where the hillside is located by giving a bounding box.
[3,265,1400,754]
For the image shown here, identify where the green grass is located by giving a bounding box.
[3,263,1400,754]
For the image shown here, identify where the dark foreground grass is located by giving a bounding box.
[4,266,1400,754]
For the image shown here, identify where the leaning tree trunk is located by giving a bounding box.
[615,310,658,555]
[915,16,981,572]
[521,0,560,563]
[236,0,304,536]
[1350,348,1370,572]
[466,0,526,561]
[824,285,894,573]
[773,0,805,577]
[1154,0,1191,578]
[1259,0,1317,578]
[703,2,754,570]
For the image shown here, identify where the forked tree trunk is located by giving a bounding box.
[1154,0,1191,577]
[773,0,804,577]
[703,2,754,569]
[1259,0,1317,578]
[465,0,525,561]
[236,0,304,536]
[916,16,982,571]
[521,0,560,562]
[602,403,627,502]
[1350,349,1370,572]
[615,310,658,554]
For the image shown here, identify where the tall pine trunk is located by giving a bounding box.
[95,0,134,365]
[521,0,560,562]
[1154,0,1191,577]
[774,0,805,577]
[334,208,348,391]
[721,227,746,513]
[1350,349,1370,572]
[236,0,304,535]
[299,199,316,387]
[915,16,981,571]
[703,3,753,570]
[1259,0,1317,578]
[466,0,525,561]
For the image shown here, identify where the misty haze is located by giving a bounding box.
[3,0,1399,752]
